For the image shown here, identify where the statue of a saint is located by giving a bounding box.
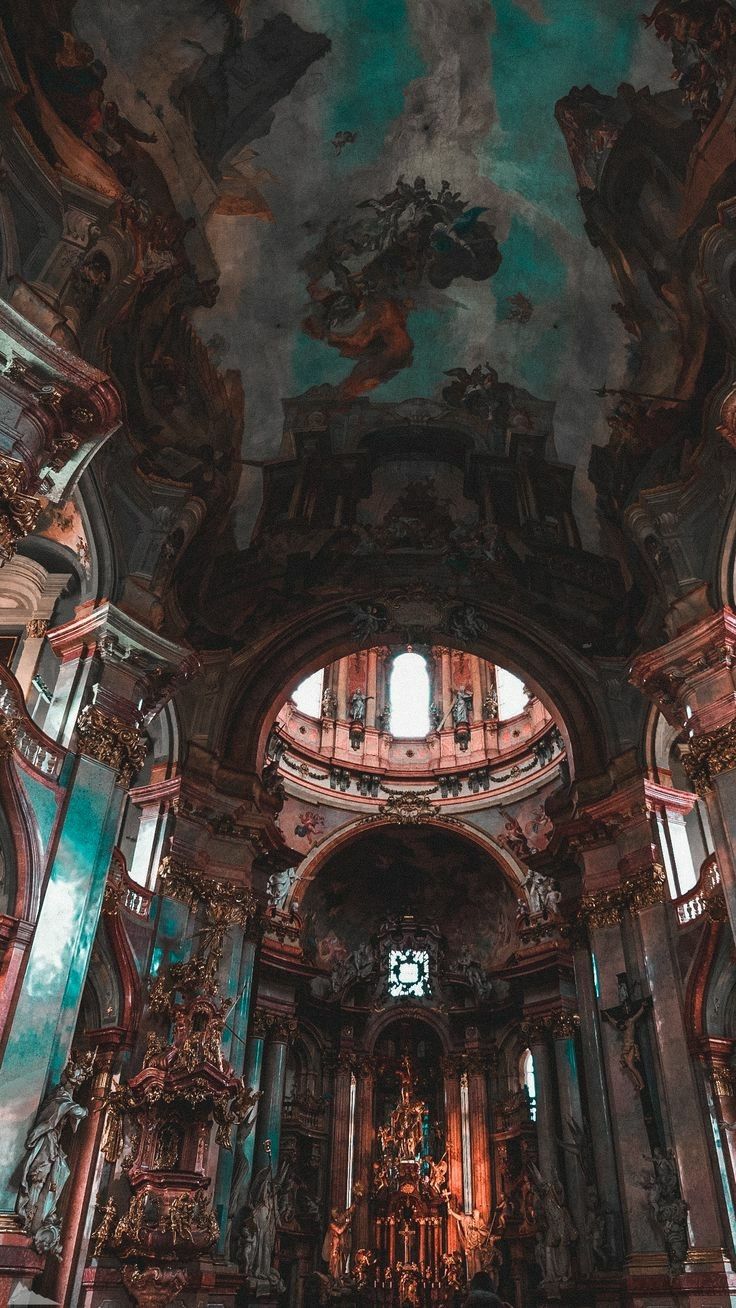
[349,689,369,724]
[529,1167,576,1288]
[17,1052,94,1257]
[523,868,547,915]
[390,1057,424,1162]
[451,689,473,727]
[240,1151,283,1289]
[323,1198,357,1281]
[445,1200,498,1280]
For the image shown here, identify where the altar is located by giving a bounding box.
[348,1053,503,1307]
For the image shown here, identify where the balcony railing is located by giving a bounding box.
[0,663,64,780]
[674,854,722,925]
[107,847,154,919]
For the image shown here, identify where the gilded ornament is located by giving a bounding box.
[0,456,43,566]
[684,720,736,795]
[578,864,665,927]
[579,887,626,929]
[712,1064,736,1097]
[75,704,147,787]
[520,1016,551,1043]
[0,709,19,760]
[91,1197,117,1258]
[549,1012,580,1040]
[25,618,48,639]
[122,1265,188,1307]
[625,863,666,912]
[158,854,257,926]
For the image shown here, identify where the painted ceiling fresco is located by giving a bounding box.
[67,0,672,548]
[300,825,516,970]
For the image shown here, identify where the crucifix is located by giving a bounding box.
[399,1217,415,1264]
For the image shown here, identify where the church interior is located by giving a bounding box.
[2,1,736,1306]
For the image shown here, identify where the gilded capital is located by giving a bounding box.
[579,887,625,929]
[0,456,43,566]
[25,618,48,639]
[520,1016,551,1044]
[549,1011,580,1040]
[684,720,736,796]
[626,862,666,912]
[251,1008,271,1040]
[76,704,147,787]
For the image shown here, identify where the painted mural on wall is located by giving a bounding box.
[6,0,671,549]
[299,825,517,972]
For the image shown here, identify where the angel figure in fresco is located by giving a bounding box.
[332,130,357,156]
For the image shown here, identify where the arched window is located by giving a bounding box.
[520,1048,537,1121]
[497,667,528,720]
[293,669,324,717]
[389,651,431,737]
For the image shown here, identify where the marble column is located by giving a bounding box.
[238,1011,268,1187]
[0,604,191,1307]
[572,938,622,1258]
[127,774,179,890]
[365,649,378,729]
[466,1053,492,1220]
[698,1039,736,1242]
[704,768,736,933]
[375,648,390,730]
[329,1054,354,1213]
[253,1016,292,1175]
[14,621,48,701]
[551,1014,592,1276]
[354,1056,375,1249]
[522,1022,557,1183]
[213,928,259,1254]
[634,893,730,1263]
[587,915,665,1264]
[0,749,125,1210]
[442,1057,463,1253]
[49,1036,121,1307]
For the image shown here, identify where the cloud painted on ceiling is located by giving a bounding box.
[77,0,671,543]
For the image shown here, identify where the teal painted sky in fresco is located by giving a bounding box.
[318,0,425,171]
[485,0,641,230]
[290,0,651,406]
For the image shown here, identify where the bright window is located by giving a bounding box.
[388,948,430,997]
[389,651,431,737]
[497,667,528,719]
[520,1048,537,1121]
[292,669,323,717]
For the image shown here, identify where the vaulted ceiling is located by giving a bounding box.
[67,0,671,545]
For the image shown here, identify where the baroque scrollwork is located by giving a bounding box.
[684,720,736,796]
[579,863,665,927]
[0,456,43,565]
[75,705,147,787]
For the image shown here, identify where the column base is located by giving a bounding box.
[0,1215,45,1308]
[625,1246,736,1305]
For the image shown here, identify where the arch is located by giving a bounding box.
[363,1004,451,1055]
[283,813,530,917]
[215,598,612,792]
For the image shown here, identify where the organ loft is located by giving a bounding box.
[2,2,736,1307]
